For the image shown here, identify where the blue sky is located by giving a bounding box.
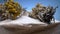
[14,0,60,21]
[0,0,60,21]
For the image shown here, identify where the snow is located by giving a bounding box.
[51,20,60,23]
[0,11,59,26]
[55,20,60,22]
[0,16,48,26]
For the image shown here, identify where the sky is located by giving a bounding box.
[14,0,60,21]
[0,0,60,21]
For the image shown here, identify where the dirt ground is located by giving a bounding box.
[0,23,60,34]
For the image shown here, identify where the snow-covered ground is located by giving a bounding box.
[0,16,48,26]
[0,11,60,26]
[51,20,60,23]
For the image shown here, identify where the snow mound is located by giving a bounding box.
[0,16,47,26]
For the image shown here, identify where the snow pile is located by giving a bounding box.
[0,16,47,26]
